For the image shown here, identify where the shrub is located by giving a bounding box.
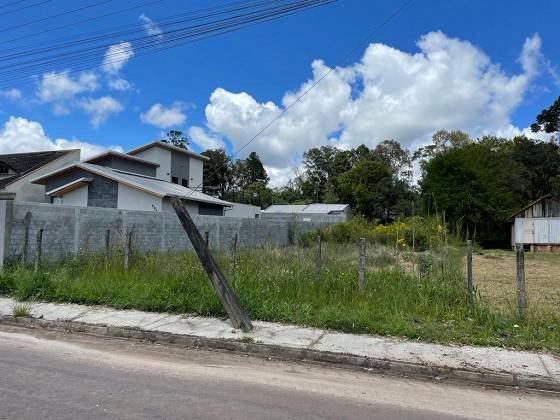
[298,217,376,246]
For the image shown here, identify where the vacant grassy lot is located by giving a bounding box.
[472,249,560,317]
[0,243,558,353]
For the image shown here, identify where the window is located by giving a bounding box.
[171,176,178,184]
[181,178,189,188]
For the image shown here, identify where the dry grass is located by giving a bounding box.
[471,249,560,317]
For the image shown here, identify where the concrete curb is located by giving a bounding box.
[2,314,559,394]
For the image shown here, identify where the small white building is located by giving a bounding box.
[510,194,560,252]
[262,203,352,221]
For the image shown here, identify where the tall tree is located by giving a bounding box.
[230,152,269,190]
[531,96,560,136]
[372,139,413,180]
[245,152,269,185]
[415,129,471,160]
[163,130,189,149]
[201,148,232,195]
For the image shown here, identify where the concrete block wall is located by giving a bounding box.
[0,201,341,264]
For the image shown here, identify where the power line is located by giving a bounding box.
[0,0,30,10]
[1,0,164,44]
[0,0,332,88]
[185,0,416,198]
[0,0,51,17]
[1,0,112,33]
[0,0,277,59]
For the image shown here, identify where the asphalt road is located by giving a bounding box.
[0,326,558,420]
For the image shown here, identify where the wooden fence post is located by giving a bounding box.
[22,211,31,264]
[358,238,366,292]
[466,240,473,302]
[34,228,43,273]
[105,229,111,265]
[124,228,133,270]
[515,243,527,320]
[172,198,253,331]
[315,235,322,284]
[230,233,238,275]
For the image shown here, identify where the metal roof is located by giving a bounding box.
[32,162,231,207]
[128,141,210,161]
[263,203,350,214]
[84,150,160,167]
[0,149,78,189]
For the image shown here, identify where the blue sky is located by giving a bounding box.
[0,0,559,185]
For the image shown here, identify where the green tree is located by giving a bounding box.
[335,160,408,220]
[230,152,269,190]
[201,148,232,195]
[163,130,189,149]
[531,96,560,136]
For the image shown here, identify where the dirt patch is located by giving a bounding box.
[470,250,560,317]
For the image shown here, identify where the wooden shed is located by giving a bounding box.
[510,194,560,251]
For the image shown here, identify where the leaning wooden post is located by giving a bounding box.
[466,240,473,302]
[230,233,238,275]
[34,228,43,273]
[124,228,133,270]
[172,198,253,331]
[515,243,527,320]
[358,238,366,292]
[315,235,322,284]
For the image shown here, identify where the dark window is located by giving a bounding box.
[171,176,178,184]
[198,204,223,216]
[181,178,189,188]
[0,163,9,174]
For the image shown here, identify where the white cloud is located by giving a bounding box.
[193,31,545,186]
[102,41,134,75]
[139,14,162,37]
[77,96,124,128]
[0,88,22,101]
[0,116,122,158]
[107,77,133,92]
[188,126,225,150]
[140,102,186,128]
[36,71,98,114]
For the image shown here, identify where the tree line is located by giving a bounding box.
[199,96,560,247]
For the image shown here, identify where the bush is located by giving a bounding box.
[299,216,447,251]
[298,217,376,246]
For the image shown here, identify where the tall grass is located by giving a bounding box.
[0,243,558,352]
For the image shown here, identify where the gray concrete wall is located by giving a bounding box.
[45,170,118,208]
[0,202,341,264]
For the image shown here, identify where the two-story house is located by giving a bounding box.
[31,141,230,215]
[0,149,81,202]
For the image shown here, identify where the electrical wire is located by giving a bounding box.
[184,0,416,197]
[0,0,50,17]
[0,0,332,88]
[1,0,164,44]
[1,0,112,33]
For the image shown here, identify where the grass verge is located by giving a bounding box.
[0,243,558,353]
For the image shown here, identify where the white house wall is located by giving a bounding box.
[133,147,171,181]
[117,183,162,212]
[5,150,81,202]
[188,157,203,190]
[62,185,88,207]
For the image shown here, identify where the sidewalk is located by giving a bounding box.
[1,297,558,392]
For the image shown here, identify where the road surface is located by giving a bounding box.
[0,325,558,419]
